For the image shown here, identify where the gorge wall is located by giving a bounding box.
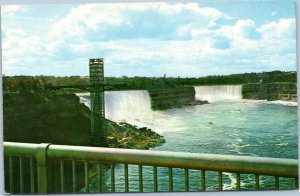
[148,87,196,110]
[242,83,297,101]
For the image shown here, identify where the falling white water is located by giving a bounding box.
[194,85,242,102]
[78,90,152,122]
[105,90,152,121]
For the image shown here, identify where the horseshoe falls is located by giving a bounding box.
[194,85,242,102]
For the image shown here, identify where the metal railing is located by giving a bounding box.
[3,142,299,193]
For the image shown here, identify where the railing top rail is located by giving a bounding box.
[4,142,298,178]
[4,142,41,157]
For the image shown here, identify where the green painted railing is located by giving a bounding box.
[3,142,299,193]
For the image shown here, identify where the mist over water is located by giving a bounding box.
[78,86,298,191]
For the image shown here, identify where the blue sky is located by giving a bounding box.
[1,0,297,77]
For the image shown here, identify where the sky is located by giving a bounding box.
[1,0,297,77]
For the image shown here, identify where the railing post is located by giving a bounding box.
[36,143,51,194]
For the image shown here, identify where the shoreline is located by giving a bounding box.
[268,100,297,106]
[242,99,298,106]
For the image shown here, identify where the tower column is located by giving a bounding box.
[89,58,106,147]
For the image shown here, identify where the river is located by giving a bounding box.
[78,85,298,191]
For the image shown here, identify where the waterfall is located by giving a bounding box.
[78,90,152,122]
[105,90,152,121]
[194,85,242,102]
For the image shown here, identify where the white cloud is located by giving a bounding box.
[48,3,229,40]
[260,18,295,39]
[1,3,297,76]
[1,5,24,15]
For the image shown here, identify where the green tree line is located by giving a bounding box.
[3,70,296,93]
